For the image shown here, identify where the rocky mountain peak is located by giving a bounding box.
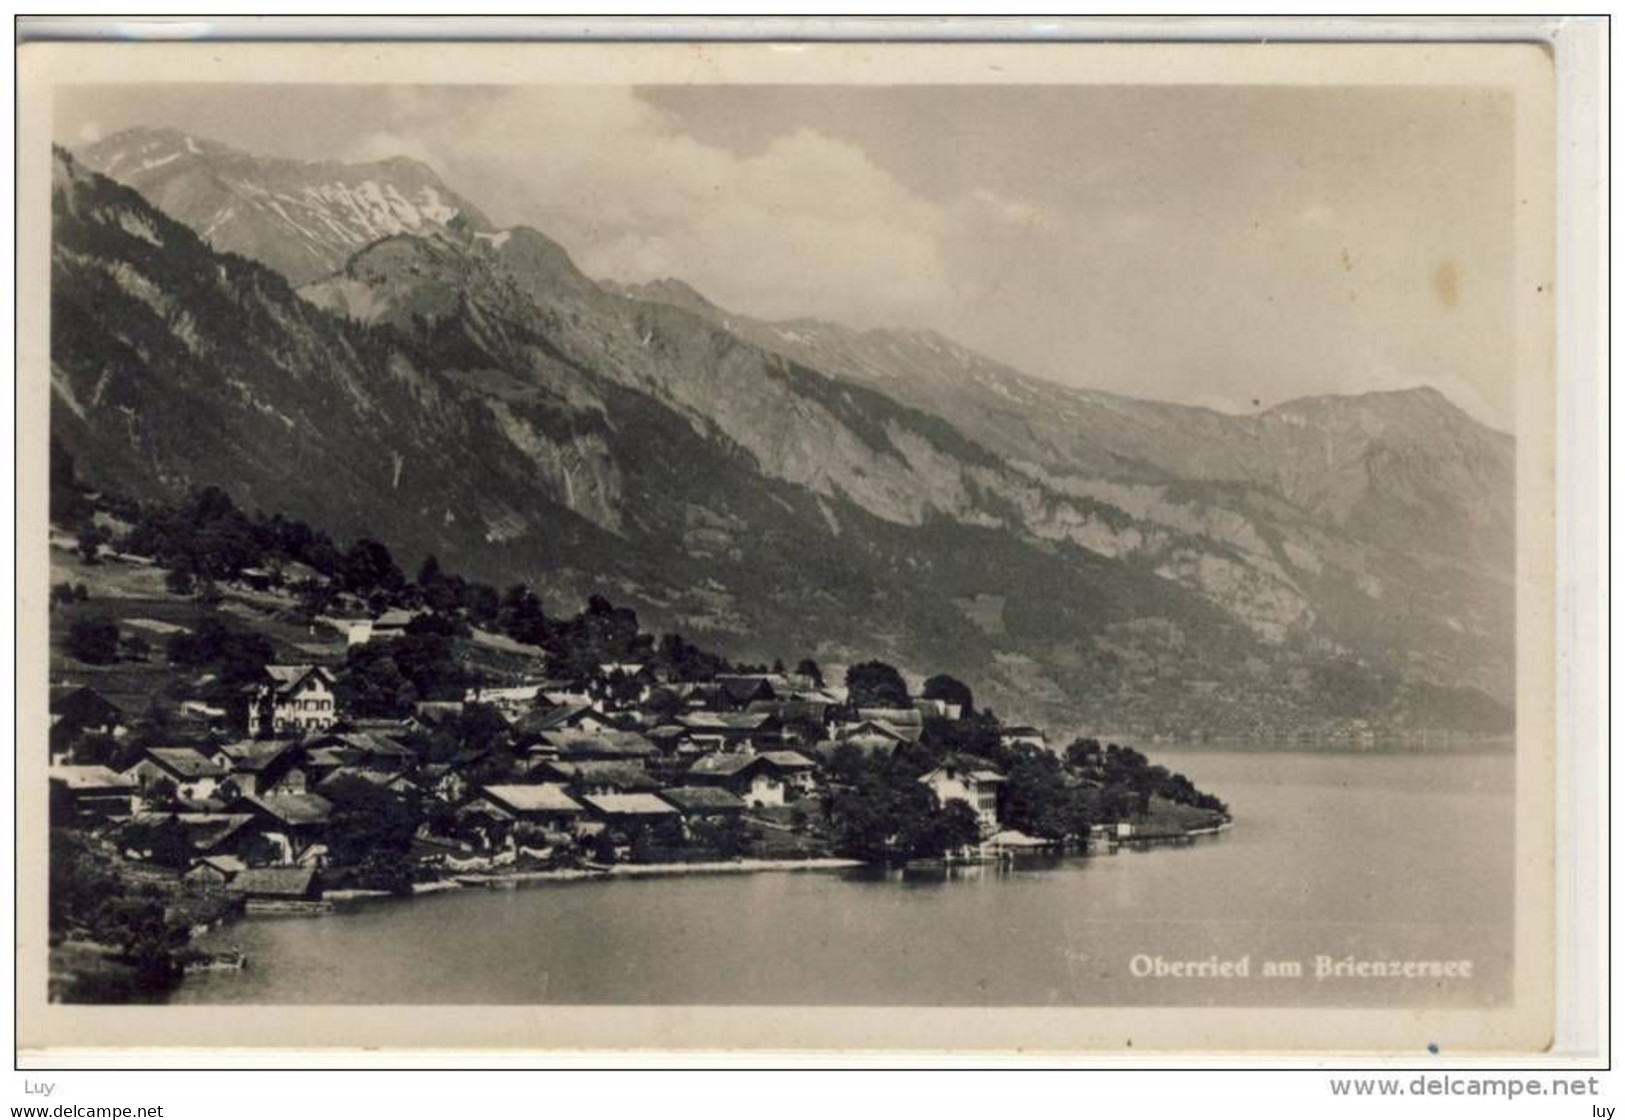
[77,127,491,286]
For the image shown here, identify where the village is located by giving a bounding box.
[45,474,1230,1000]
[51,635,1153,896]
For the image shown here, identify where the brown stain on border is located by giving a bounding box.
[1432,261,1460,309]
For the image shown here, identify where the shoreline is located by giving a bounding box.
[605,857,864,878]
[163,832,1233,999]
[317,856,867,905]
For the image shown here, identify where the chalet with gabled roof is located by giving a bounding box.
[581,792,679,828]
[124,747,228,802]
[712,674,779,709]
[230,791,333,865]
[478,783,584,832]
[50,685,129,742]
[511,703,612,751]
[315,766,416,797]
[247,664,339,738]
[676,711,779,751]
[548,728,657,764]
[212,739,309,796]
[919,754,1005,835]
[49,765,136,820]
[686,751,787,807]
[341,608,421,647]
[535,760,662,796]
[303,730,416,773]
[756,750,819,795]
[464,683,549,721]
[658,786,747,819]
[998,725,1048,750]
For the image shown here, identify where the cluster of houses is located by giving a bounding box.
[49,651,1045,899]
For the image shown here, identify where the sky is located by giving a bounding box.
[54,83,1516,429]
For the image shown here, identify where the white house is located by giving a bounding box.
[686,752,786,808]
[248,665,340,738]
[998,726,1048,750]
[333,608,420,647]
[918,755,1005,834]
[465,684,563,722]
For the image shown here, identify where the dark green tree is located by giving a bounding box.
[65,618,121,665]
[322,775,422,869]
[844,660,910,708]
[921,673,974,714]
[76,524,111,565]
[499,584,551,648]
[339,537,405,597]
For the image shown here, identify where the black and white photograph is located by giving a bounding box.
[14,28,1592,1065]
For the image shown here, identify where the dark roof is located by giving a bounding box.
[931,754,1007,783]
[342,718,415,735]
[549,729,656,760]
[329,730,415,758]
[144,748,227,780]
[715,676,777,703]
[839,718,920,743]
[856,707,924,726]
[678,712,773,732]
[216,740,302,773]
[411,701,465,725]
[303,746,352,768]
[129,811,256,851]
[659,786,748,814]
[758,750,817,772]
[180,813,256,851]
[512,702,598,738]
[316,767,411,793]
[538,761,661,792]
[238,792,333,826]
[262,665,336,695]
[687,752,770,779]
[747,699,831,722]
[817,733,900,759]
[50,685,127,723]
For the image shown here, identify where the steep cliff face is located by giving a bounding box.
[56,137,1516,736]
[621,285,1516,702]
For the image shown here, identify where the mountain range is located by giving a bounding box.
[50,128,1516,738]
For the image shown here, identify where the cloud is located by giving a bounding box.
[348,129,441,167]
[348,88,953,323]
[968,187,1052,231]
[240,83,1517,430]
[76,120,101,144]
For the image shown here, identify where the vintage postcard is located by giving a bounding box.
[16,34,1565,1058]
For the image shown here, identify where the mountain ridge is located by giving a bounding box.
[52,137,1515,737]
[77,127,492,286]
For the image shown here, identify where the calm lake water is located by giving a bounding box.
[174,746,1515,1007]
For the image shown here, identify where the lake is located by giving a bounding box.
[173,746,1515,1007]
